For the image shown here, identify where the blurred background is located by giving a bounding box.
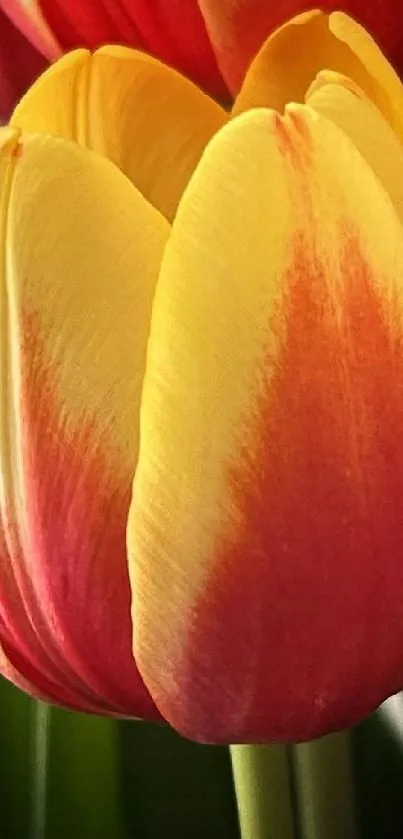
[1,675,402,839]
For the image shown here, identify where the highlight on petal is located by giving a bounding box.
[232,9,403,142]
[12,48,226,221]
[0,0,60,58]
[0,126,169,717]
[306,71,403,224]
[128,105,403,743]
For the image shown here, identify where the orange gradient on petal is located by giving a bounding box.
[0,310,160,720]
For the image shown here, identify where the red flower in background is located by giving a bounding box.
[2,1,403,111]
[0,8,47,120]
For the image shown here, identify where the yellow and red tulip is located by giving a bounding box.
[2,8,403,742]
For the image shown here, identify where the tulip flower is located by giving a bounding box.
[2,1,403,106]
[3,8,403,744]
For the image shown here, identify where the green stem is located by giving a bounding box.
[30,702,50,839]
[292,731,358,839]
[230,745,295,839]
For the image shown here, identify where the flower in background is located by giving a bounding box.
[0,8,47,120]
[2,8,403,744]
[2,1,403,107]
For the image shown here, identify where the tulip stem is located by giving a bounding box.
[30,701,50,839]
[230,744,295,839]
[292,731,358,839]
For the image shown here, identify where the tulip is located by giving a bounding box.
[3,8,403,743]
[2,1,403,105]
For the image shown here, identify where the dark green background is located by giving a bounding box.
[0,676,402,839]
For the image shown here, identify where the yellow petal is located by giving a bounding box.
[306,71,403,225]
[4,128,168,459]
[128,106,403,743]
[11,48,226,221]
[233,10,403,142]
[0,127,169,715]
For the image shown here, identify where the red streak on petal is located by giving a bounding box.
[274,111,313,174]
[11,142,23,159]
[172,229,403,743]
[0,310,160,720]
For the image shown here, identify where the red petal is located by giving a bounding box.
[0,8,48,119]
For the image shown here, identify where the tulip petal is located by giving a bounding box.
[232,10,403,142]
[0,126,169,716]
[306,72,403,224]
[0,638,55,704]
[128,105,403,743]
[0,7,48,121]
[12,48,226,222]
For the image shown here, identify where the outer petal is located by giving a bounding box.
[0,126,169,717]
[0,7,47,120]
[12,48,226,222]
[232,10,403,143]
[0,0,227,99]
[128,106,403,743]
[306,72,403,223]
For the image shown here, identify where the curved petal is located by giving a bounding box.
[0,639,55,704]
[0,637,100,713]
[0,7,48,120]
[12,48,226,221]
[0,126,169,717]
[1,0,228,99]
[232,10,403,143]
[306,72,403,224]
[128,106,403,743]
[199,0,403,97]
